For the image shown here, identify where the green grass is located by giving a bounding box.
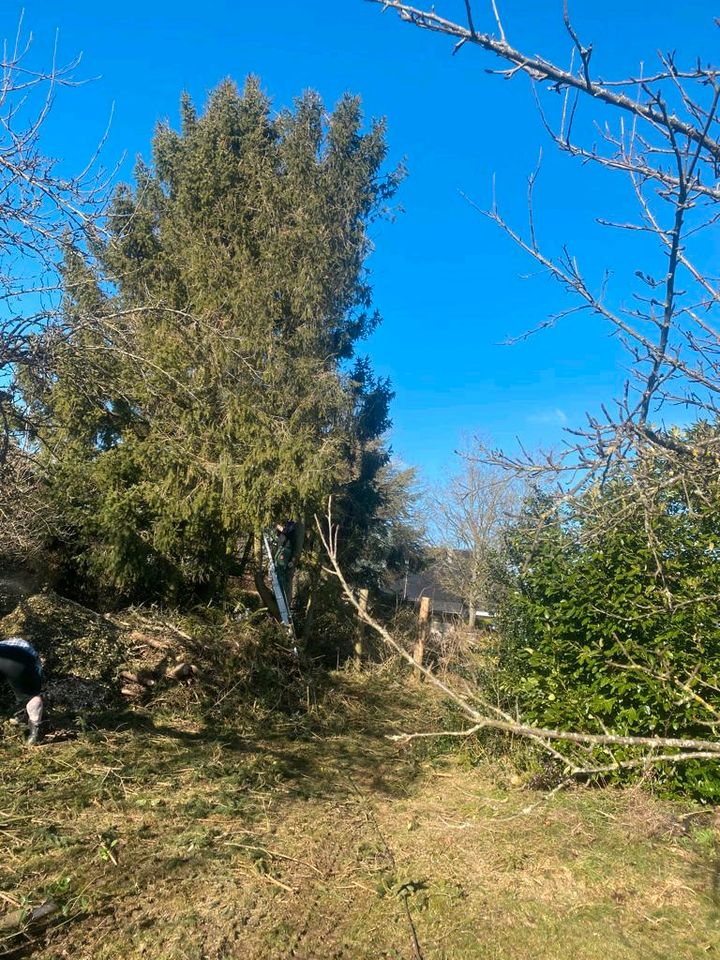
[0,668,718,959]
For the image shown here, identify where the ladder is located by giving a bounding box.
[262,532,298,651]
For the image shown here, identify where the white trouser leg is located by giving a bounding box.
[26,696,43,725]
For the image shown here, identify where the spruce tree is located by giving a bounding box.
[28,78,402,601]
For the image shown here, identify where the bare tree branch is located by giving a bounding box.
[316,501,720,769]
[0,17,111,479]
[368,1,720,161]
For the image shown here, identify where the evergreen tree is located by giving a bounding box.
[27,78,402,602]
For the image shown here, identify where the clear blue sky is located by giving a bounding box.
[13,1,719,481]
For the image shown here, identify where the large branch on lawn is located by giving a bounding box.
[316,499,720,769]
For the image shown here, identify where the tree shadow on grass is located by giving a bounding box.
[0,911,93,960]
[73,672,428,804]
[1,672,434,960]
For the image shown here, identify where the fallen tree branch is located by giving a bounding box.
[388,729,720,775]
[316,499,720,770]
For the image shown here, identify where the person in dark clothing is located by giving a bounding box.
[274,520,298,603]
[0,636,44,745]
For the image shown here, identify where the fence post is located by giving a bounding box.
[354,588,369,666]
[413,595,432,680]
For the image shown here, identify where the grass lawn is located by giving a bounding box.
[1,670,718,959]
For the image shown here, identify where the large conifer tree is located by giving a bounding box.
[28,78,402,600]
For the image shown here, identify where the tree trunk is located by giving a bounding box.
[236,534,254,579]
[286,518,305,605]
[254,569,281,622]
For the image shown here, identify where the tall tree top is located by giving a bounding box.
[104,77,403,362]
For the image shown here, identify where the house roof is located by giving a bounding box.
[388,567,465,617]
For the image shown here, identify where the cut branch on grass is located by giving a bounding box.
[0,900,58,932]
[317,499,720,778]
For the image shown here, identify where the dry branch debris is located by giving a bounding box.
[317,500,720,779]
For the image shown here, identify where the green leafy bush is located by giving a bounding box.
[498,447,720,800]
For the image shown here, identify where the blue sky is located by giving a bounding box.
[13,1,719,481]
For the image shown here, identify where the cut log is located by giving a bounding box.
[145,637,172,651]
[168,662,194,681]
[0,900,58,931]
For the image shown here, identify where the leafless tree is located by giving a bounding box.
[362,3,720,779]
[0,441,59,562]
[368,1,720,509]
[0,15,109,468]
[431,448,517,624]
[0,16,110,562]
